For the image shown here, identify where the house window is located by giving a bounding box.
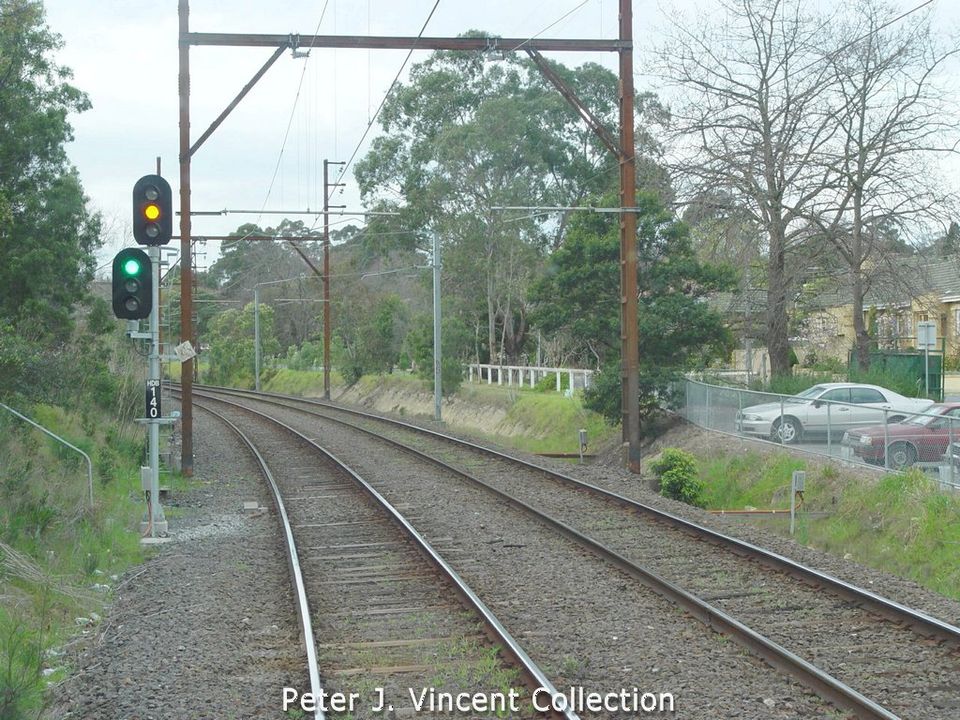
[899,312,912,338]
[955,308,960,335]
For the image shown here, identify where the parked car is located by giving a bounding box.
[735,383,935,444]
[841,403,960,469]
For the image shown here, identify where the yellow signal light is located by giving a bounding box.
[144,203,161,221]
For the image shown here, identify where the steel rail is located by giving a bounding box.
[201,383,960,647]
[188,399,325,720]
[189,386,901,720]
[178,390,576,720]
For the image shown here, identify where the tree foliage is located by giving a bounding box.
[333,291,408,385]
[531,193,736,421]
[403,313,473,395]
[205,303,279,388]
[0,0,100,339]
[355,36,669,365]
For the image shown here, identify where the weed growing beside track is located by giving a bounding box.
[694,449,960,600]
[0,405,145,717]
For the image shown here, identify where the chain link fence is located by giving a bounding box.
[682,378,960,489]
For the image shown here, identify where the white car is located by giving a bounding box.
[735,383,935,444]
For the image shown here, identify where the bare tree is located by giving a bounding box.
[659,0,840,376]
[808,0,959,369]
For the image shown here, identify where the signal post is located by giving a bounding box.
[113,174,176,539]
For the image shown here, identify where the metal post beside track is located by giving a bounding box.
[827,402,832,456]
[254,286,261,392]
[432,231,442,422]
[883,409,890,470]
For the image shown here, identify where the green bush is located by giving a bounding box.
[848,366,926,398]
[284,340,324,371]
[649,448,704,507]
[403,314,470,396]
[533,372,570,393]
[754,372,835,395]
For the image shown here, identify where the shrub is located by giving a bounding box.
[533,372,570,393]
[285,340,324,371]
[0,608,44,720]
[848,366,926,399]
[649,448,704,507]
[403,314,470,396]
[758,372,835,396]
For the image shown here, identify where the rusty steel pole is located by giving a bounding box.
[619,0,641,472]
[178,0,194,474]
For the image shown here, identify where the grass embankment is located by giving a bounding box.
[1,404,145,717]
[482,389,614,455]
[695,450,960,600]
[264,368,617,456]
[263,368,344,396]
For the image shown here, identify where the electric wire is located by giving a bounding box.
[330,0,442,193]
[257,0,332,223]
[509,0,593,52]
[790,0,935,81]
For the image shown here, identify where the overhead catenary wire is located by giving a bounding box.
[785,0,936,83]
[258,0,332,224]
[510,0,593,52]
[330,0,442,195]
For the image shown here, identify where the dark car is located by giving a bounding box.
[841,403,960,469]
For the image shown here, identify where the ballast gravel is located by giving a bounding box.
[335,397,960,628]
[46,405,307,720]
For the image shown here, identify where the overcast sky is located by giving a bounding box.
[42,0,960,273]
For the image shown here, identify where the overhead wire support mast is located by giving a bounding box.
[324,159,346,401]
[176,0,640,474]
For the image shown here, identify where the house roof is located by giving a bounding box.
[709,255,960,316]
[797,255,960,311]
[708,288,768,315]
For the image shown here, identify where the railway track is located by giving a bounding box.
[191,383,960,719]
[184,393,574,720]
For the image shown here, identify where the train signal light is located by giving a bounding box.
[112,248,152,319]
[133,174,172,246]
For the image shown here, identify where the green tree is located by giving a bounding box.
[206,303,279,387]
[0,0,101,339]
[531,193,735,423]
[355,37,669,364]
[333,292,407,385]
[404,313,473,395]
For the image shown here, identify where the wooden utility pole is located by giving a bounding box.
[178,0,194,475]
[175,3,642,471]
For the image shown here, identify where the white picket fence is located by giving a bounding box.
[467,363,595,391]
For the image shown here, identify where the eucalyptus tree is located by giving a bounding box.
[205,219,325,349]
[355,35,667,364]
[0,0,101,339]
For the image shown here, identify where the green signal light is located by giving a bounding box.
[123,258,141,275]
